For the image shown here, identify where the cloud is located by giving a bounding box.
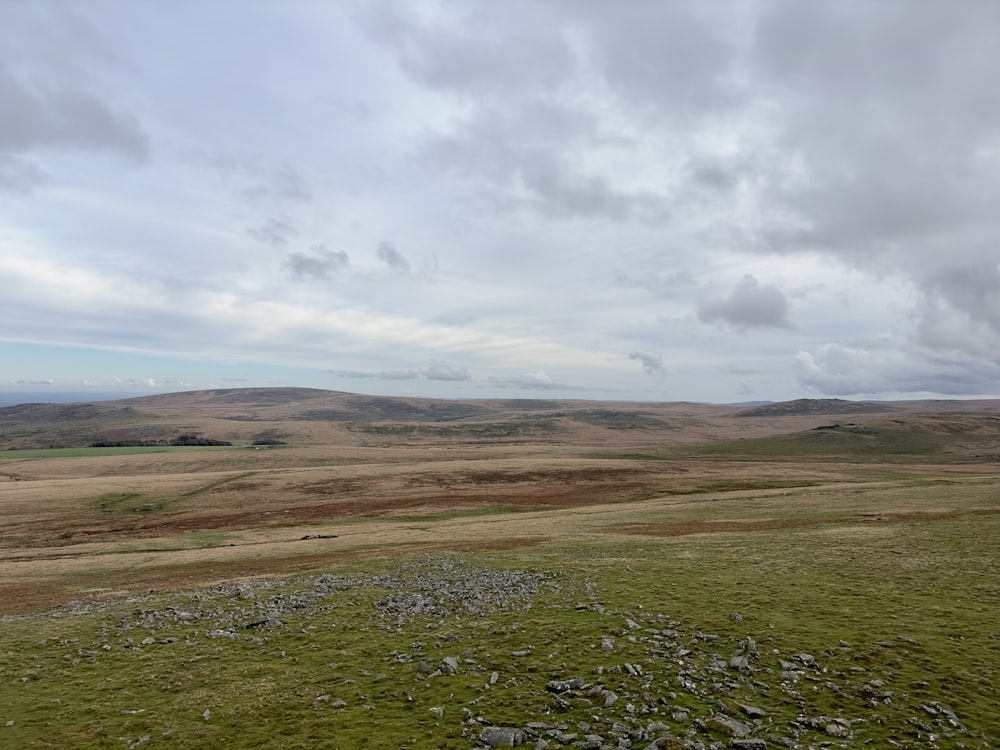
[796,341,1000,397]
[248,218,296,247]
[15,378,54,385]
[488,370,566,390]
[629,351,664,376]
[0,67,148,192]
[378,369,421,380]
[376,240,410,272]
[418,99,666,221]
[332,363,464,382]
[421,359,471,381]
[284,244,350,280]
[698,275,792,331]
[0,68,148,157]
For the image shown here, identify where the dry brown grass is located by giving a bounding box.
[3,391,1000,613]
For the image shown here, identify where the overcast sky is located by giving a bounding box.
[3,1,1000,403]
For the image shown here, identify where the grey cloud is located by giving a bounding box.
[379,369,420,380]
[488,370,564,390]
[421,100,664,221]
[421,360,471,382]
[0,67,148,192]
[579,1,741,120]
[248,218,296,247]
[698,275,791,331]
[742,1,1000,344]
[629,351,664,376]
[0,68,148,157]
[331,367,443,381]
[377,241,410,272]
[796,342,1000,397]
[919,261,1000,347]
[284,244,350,280]
[361,1,573,97]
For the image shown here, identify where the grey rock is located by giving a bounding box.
[704,715,751,738]
[731,741,767,749]
[736,703,767,719]
[547,678,586,693]
[824,723,848,737]
[481,726,526,747]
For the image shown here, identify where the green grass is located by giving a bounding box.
[2,506,998,748]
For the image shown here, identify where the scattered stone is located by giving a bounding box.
[480,726,526,747]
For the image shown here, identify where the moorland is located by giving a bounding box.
[0,387,998,748]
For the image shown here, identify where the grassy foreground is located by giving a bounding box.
[2,507,998,749]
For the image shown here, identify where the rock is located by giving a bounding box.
[441,656,460,674]
[704,715,751,738]
[481,726,526,747]
[429,706,443,718]
[824,723,848,737]
[737,703,767,719]
[602,637,615,652]
[202,709,211,721]
[731,740,767,749]
[546,678,586,693]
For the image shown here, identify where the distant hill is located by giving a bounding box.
[736,398,898,417]
[2,387,999,452]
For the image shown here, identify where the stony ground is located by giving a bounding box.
[3,555,991,749]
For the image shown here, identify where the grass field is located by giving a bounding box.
[3,446,239,459]
[1,390,999,748]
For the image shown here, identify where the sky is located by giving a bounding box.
[2,0,1000,404]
